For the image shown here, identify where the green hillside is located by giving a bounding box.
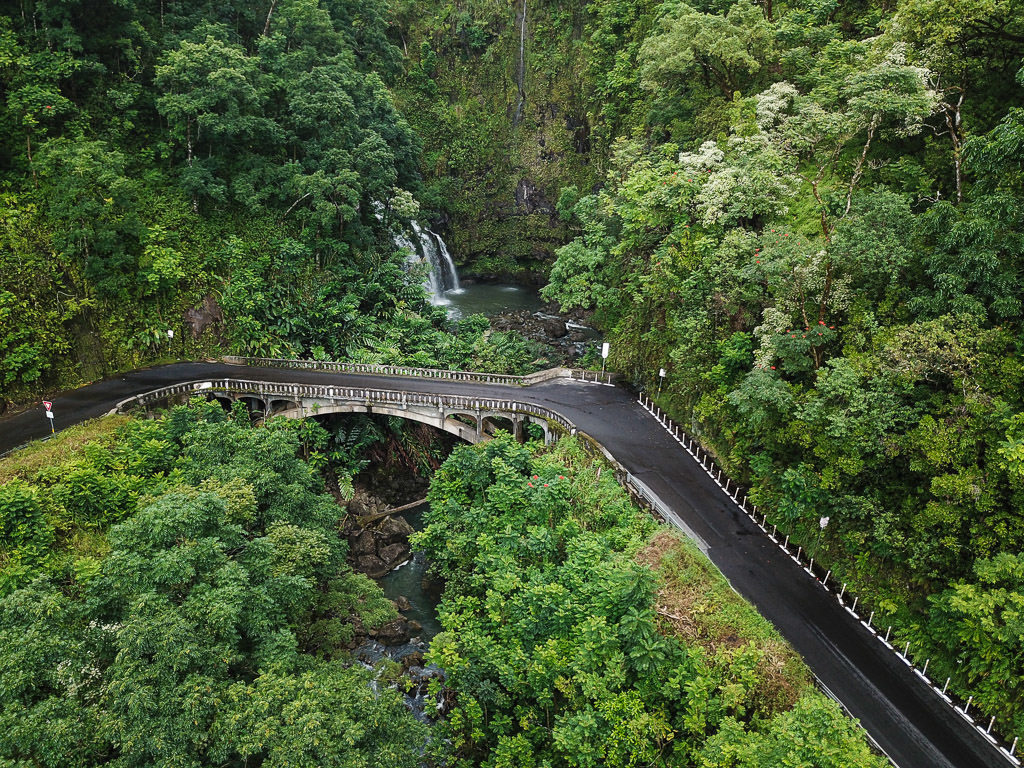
[3,0,1024,758]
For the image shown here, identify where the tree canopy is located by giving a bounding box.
[0,401,425,767]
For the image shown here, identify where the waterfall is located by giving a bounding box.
[513,0,527,126]
[397,222,461,305]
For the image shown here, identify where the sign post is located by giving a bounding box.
[43,401,54,434]
[658,367,666,395]
[814,515,829,557]
[601,342,610,377]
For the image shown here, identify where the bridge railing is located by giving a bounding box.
[221,356,614,386]
[115,379,577,434]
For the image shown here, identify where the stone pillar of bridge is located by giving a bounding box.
[513,416,525,443]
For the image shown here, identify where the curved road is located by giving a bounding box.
[0,361,1009,768]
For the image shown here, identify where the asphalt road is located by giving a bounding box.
[0,362,1008,768]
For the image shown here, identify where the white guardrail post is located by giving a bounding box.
[634,392,1021,767]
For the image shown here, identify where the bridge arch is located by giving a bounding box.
[274,401,483,444]
[268,398,300,416]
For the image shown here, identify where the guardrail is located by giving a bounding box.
[636,392,1020,767]
[113,379,577,435]
[625,472,710,554]
[221,356,615,386]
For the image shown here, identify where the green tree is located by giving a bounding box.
[155,33,272,208]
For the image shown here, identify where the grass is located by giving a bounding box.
[638,528,812,714]
[0,414,131,483]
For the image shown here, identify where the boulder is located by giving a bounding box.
[350,530,376,556]
[347,496,371,517]
[393,595,412,612]
[379,543,411,570]
[542,318,568,338]
[401,651,425,669]
[372,618,410,646]
[355,555,386,576]
[378,515,415,543]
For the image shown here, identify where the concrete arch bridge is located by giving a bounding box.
[117,378,575,445]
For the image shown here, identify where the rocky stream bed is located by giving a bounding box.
[341,478,448,722]
[489,302,601,365]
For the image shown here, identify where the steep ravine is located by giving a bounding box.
[334,421,449,722]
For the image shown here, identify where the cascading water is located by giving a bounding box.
[513,0,527,126]
[398,222,461,305]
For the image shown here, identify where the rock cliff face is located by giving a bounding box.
[393,0,601,279]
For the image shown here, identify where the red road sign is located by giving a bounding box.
[43,401,52,411]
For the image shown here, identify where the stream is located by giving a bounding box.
[353,506,445,723]
[377,508,442,640]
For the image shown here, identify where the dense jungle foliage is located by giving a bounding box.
[6,0,1024,756]
[0,401,426,767]
[0,407,885,766]
[0,0,538,407]
[523,0,1024,738]
[416,435,886,767]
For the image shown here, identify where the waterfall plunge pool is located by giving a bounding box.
[438,282,544,319]
[397,221,546,318]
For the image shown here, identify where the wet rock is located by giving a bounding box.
[378,515,414,543]
[346,487,395,518]
[372,618,411,646]
[393,595,412,612]
[350,530,376,556]
[380,543,411,570]
[408,619,423,635]
[514,177,554,216]
[402,651,424,669]
[182,294,223,339]
[347,495,371,517]
[406,665,433,686]
[565,113,592,155]
[356,555,385,575]
[542,318,567,338]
